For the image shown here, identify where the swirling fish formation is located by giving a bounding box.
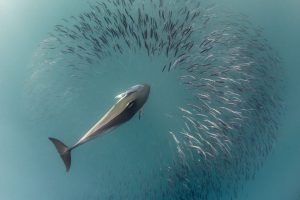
[29,0,282,199]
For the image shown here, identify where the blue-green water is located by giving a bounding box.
[0,0,299,199]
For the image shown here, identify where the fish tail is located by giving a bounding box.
[49,137,71,172]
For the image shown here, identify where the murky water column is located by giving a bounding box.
[25,0,282,199]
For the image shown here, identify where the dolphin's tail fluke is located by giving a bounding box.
[49,137,71,172]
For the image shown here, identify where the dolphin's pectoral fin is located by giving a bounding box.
[138,109,144,120]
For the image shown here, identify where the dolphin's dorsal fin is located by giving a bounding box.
[115,92,127,100]
[115,93,124,99]
[115,90,135,100]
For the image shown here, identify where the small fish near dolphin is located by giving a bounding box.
[49,84,150,172]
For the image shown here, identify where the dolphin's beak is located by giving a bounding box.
[144,84,150,92]
[142,84,150,98]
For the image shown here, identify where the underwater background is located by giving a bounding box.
[0,0,299,199]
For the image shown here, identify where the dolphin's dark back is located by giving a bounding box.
[103,100,139,129]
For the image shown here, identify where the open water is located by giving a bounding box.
[0,0,299,199]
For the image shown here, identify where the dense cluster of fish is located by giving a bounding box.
[46,0,209,69]
[31,0,282,199]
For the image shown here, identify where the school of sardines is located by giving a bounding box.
[41,0,282,199]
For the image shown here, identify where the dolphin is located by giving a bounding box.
[49,84,150,172]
